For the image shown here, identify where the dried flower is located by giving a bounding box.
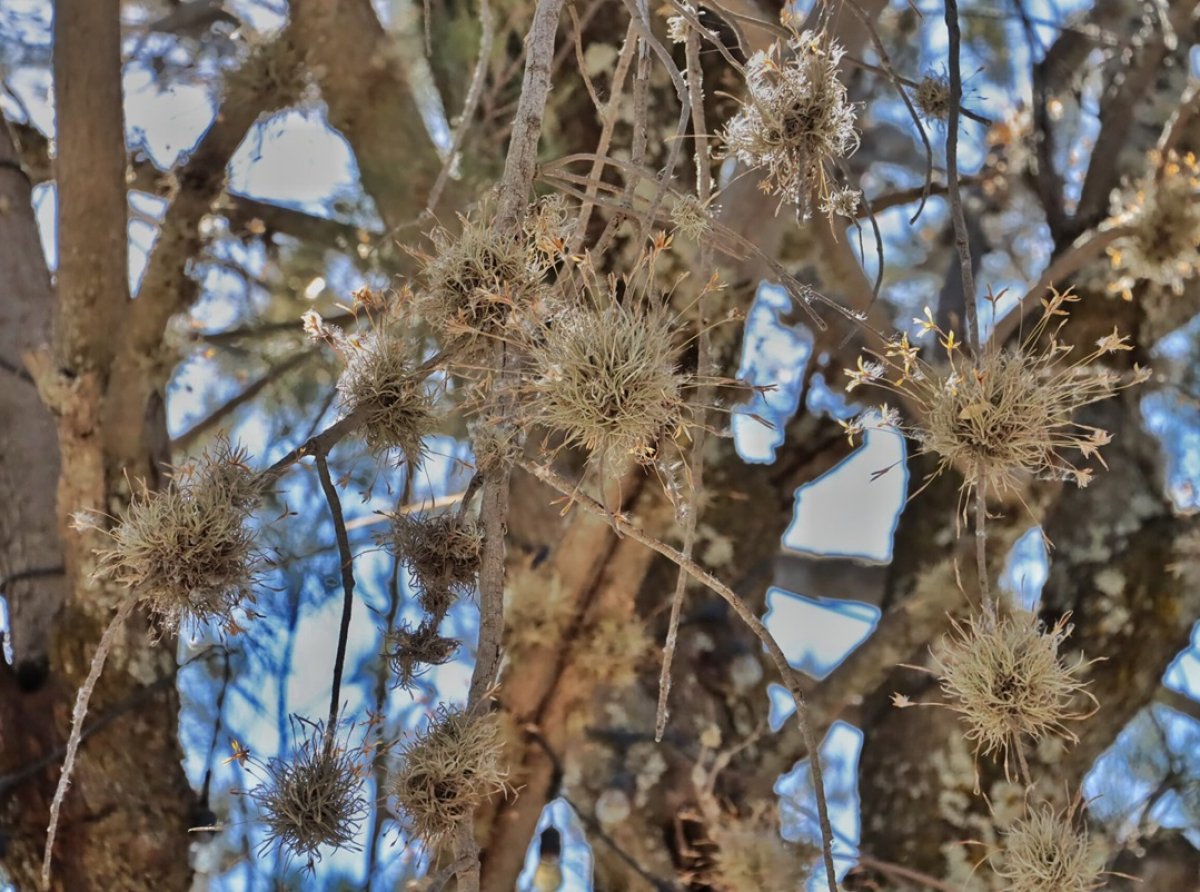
[381,512,482,614]
[390,707,508,845]
[523,250,688,465]
[1108,150,1200,298]
[819,185,861,219]
[932,612,1093,773]
[722,30,859,207]
[671,195,713,239]
[846,290,1149,509]
[992,801,1105,891]
[251,720,368,869]
[89,441,263,633]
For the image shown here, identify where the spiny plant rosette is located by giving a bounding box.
[929,611,1093,776]
[521,239,691,467]
[249,719,369,869]
[87,440,263,633]
[913,71,952,122]
[992,800,1106,891]
[707,809,815,891]
[721,28,859,210]
[389,707,508,846]
[305,288,436,466]
[412,205,553,359]
[1108,149,1200,299]
[844,288,1150,511]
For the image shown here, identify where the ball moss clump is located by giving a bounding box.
[992,801,1105,892]
[91,441,263,632]
[252,725,368,868]
[390,707,508,845]
[385,621,459,689]
[932,611,1091,771]
[382,513,482,614]
[337,326,436,466]
[913,72,952,121]
[525,291,687,465]
[416,212,546,356]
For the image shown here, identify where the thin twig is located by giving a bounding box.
[944,0,979,354]
[515,457,840,891]
[314,451,356,747]
[656,23,712,742]
[42,599,137,890]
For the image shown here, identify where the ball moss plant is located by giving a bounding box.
[913,72,952,122]
[721,28,859,208]
[384,620,460,689]
[89,440,264,633]
[381,512,482,615]
[522,247,689,467]
[251,721,368,869]
[931,611,1094,776]
[390,707,508,846]
[992,800,1105,892]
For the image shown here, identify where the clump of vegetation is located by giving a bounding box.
[931,612,1093,773]
[385,620,459,689]
[844,288,1150,505]
[913,72,952,121]
[306,299,436,466]
[992,801,1105,891]
[252,722,368,869]
[1108,150,1200,298]
[523,248,687,465]
[575,614,651,688]
[709,813,814,892]
[390,707,508,845]
[414,210,547,356]
[503,569,572,658]
[722,29,859,206]
[89,441,263,633]
[381,512,482,614]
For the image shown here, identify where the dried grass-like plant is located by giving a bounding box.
[385,620,459,689]
[845,289,1150,510]
[1108,150,1200,298]
[390,707,508,845]
[722,29,859,207]
[89,441,263,632]
[252,721,368,869]
[523,247,688,465]
[414,210,547,356]
[913,72,952,122]
[992,801,1105,892]
[381,512,482,613]
[931,612,1093,773]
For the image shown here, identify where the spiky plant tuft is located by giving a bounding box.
[1108,150,1200,298]
[932,611,1092,772]
[845,288,1150,505]
[992,801,1105,892]
[384,621,459,689]
[721,30,858,207]
[381,512,482,613]
[523,252,687,466]
[708,808,814,892]
[334,323,435,466]
[390,707,508,845]
[415,211,547,356]
[90,441,263,632]
[252,722,368,869]
[914,72,952,121]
